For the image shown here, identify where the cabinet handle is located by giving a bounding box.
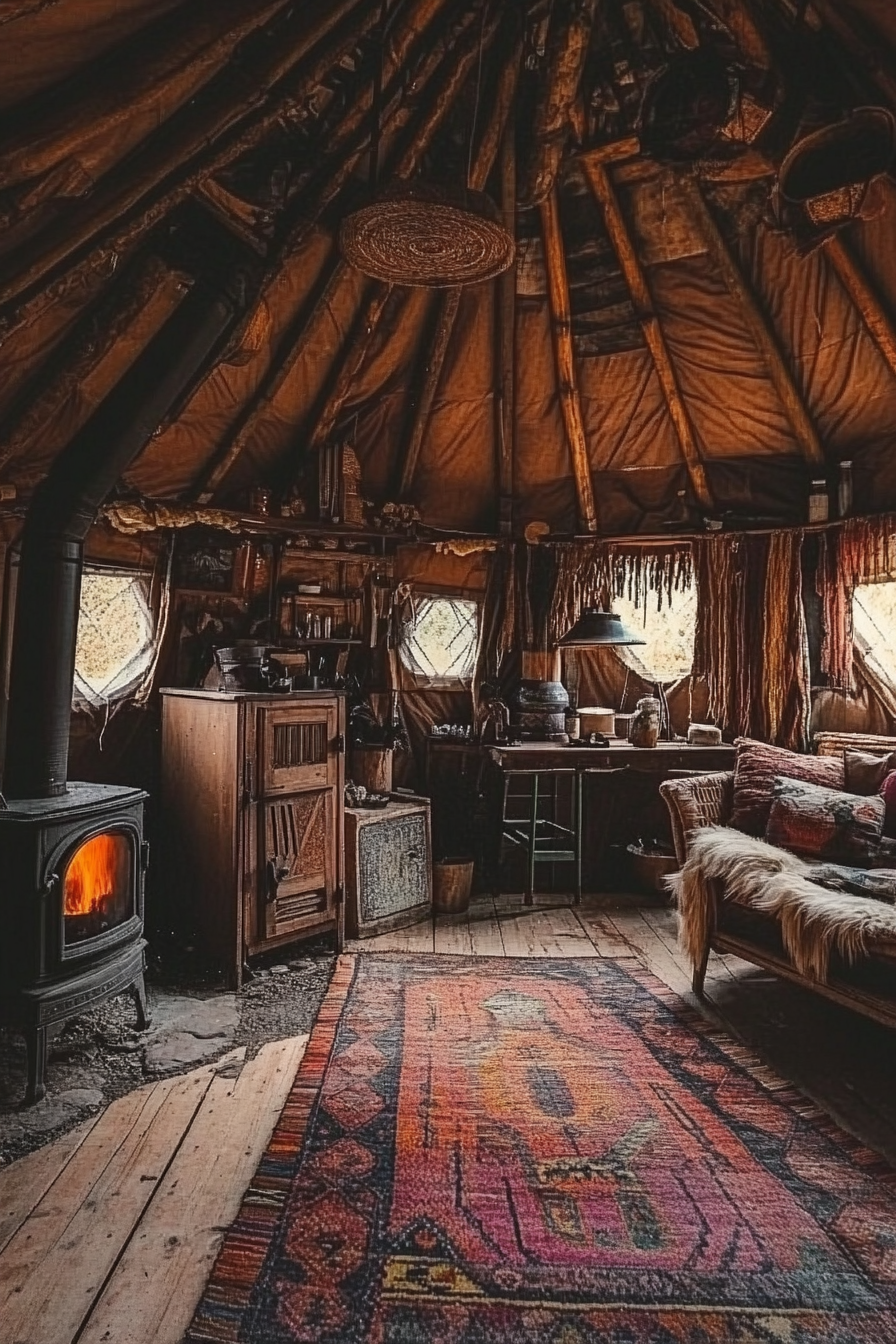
[243,759,256,805]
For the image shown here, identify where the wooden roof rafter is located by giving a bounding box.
[541,187,600,534]
[580,146,714,512]
[0,0,388,317]
[396,4,524,502]
[678,175,826,467]
[823,233,896,385]
[0,254,182,482]
[196,0,496,503]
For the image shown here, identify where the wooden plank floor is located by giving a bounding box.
[2,896,896,1344]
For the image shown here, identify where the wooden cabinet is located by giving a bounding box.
[345,796,432,939]
[160,689,345,986]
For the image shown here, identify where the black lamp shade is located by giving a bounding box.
[558,607,646,647]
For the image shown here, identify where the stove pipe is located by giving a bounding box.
[3,255,252,800]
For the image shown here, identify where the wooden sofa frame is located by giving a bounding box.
[659,733,896,1030]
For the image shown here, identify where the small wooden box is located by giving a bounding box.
[345,795,432,938]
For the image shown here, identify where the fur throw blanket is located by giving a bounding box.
[670,826,896,982]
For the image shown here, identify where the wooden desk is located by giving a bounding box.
[425,738,735,892]
[486,741,735,772]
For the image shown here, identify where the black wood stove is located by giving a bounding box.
[0,209,257,1103]
[0,786,149,1103]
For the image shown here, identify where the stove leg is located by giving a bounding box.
[24,1026,48,1106]
[131,974,151,1031]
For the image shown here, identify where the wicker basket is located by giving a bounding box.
[627,843,679,896]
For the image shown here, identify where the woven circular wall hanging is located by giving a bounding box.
[340,184,515,287]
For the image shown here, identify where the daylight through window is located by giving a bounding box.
[853,581,896,681]
[74,569,155,705]
[399,596,479,681]
[609,582,697,684]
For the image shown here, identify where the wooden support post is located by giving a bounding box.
[497,110,517,535]
[581,153,713,510]
[540,189,599,534]
[825,233,896,382]
[680,176,825,467]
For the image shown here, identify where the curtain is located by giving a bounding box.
[693,531,810,749]
[817,514,896,690]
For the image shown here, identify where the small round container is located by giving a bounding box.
[433,859,474,914]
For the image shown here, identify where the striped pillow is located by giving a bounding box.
[730,737,845,837]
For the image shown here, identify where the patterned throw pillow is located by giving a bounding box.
[879,771,896,839]
[765,776,886,864]
[730,737,845,837]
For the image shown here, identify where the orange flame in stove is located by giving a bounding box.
[64,833,121,916]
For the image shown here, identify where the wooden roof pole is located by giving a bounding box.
[296,5,505,485]
[808,0,896,111]
[679,176,826,467]
[197,0,496,502]
[194,257,345,502]
[0,0,382,315]
[0,0,288,192]
[497,105,517,535]
[396,13,523,502]
[0,0,65,25]
[0,254,178,479]
[540,188,599,534]
[580,152,713,511]
[304,282,395,458]
[824,233,896,382]
[523,0,598,206]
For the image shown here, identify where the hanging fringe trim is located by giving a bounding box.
[548,542,693,645]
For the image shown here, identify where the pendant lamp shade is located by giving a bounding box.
[340,182,515,287]
[558,607,646,647]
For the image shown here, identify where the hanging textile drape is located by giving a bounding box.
[471,542,517,709]
[817,514,896,690]
[693,531,810,749]
[549,541,693,646]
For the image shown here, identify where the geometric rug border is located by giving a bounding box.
[183,952,896,1343]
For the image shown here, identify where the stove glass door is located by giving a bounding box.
[63,831,132,945]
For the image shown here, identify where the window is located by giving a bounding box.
[609,582,697,684]
[74,568,156,706]
[853,581,896,677]
[399,595,479,682]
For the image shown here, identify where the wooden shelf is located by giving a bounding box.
[287,639,363,647]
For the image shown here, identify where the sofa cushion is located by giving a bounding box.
[880,771,896,838]
[765,776,885,864]
[844,748,896,796]
[731,737,844,836]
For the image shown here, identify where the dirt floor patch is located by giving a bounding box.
[0,942,335,1166]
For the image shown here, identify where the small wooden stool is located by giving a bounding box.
[498,768,581,904]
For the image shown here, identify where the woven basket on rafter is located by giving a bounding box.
[340,182,515,288]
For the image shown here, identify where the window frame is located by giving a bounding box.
[73,563,158,710]
[397,588,481,688]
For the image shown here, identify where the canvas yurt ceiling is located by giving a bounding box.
[3,0,896,538]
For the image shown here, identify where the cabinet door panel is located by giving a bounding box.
[259,703,338,794]
[260,788,335,940]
